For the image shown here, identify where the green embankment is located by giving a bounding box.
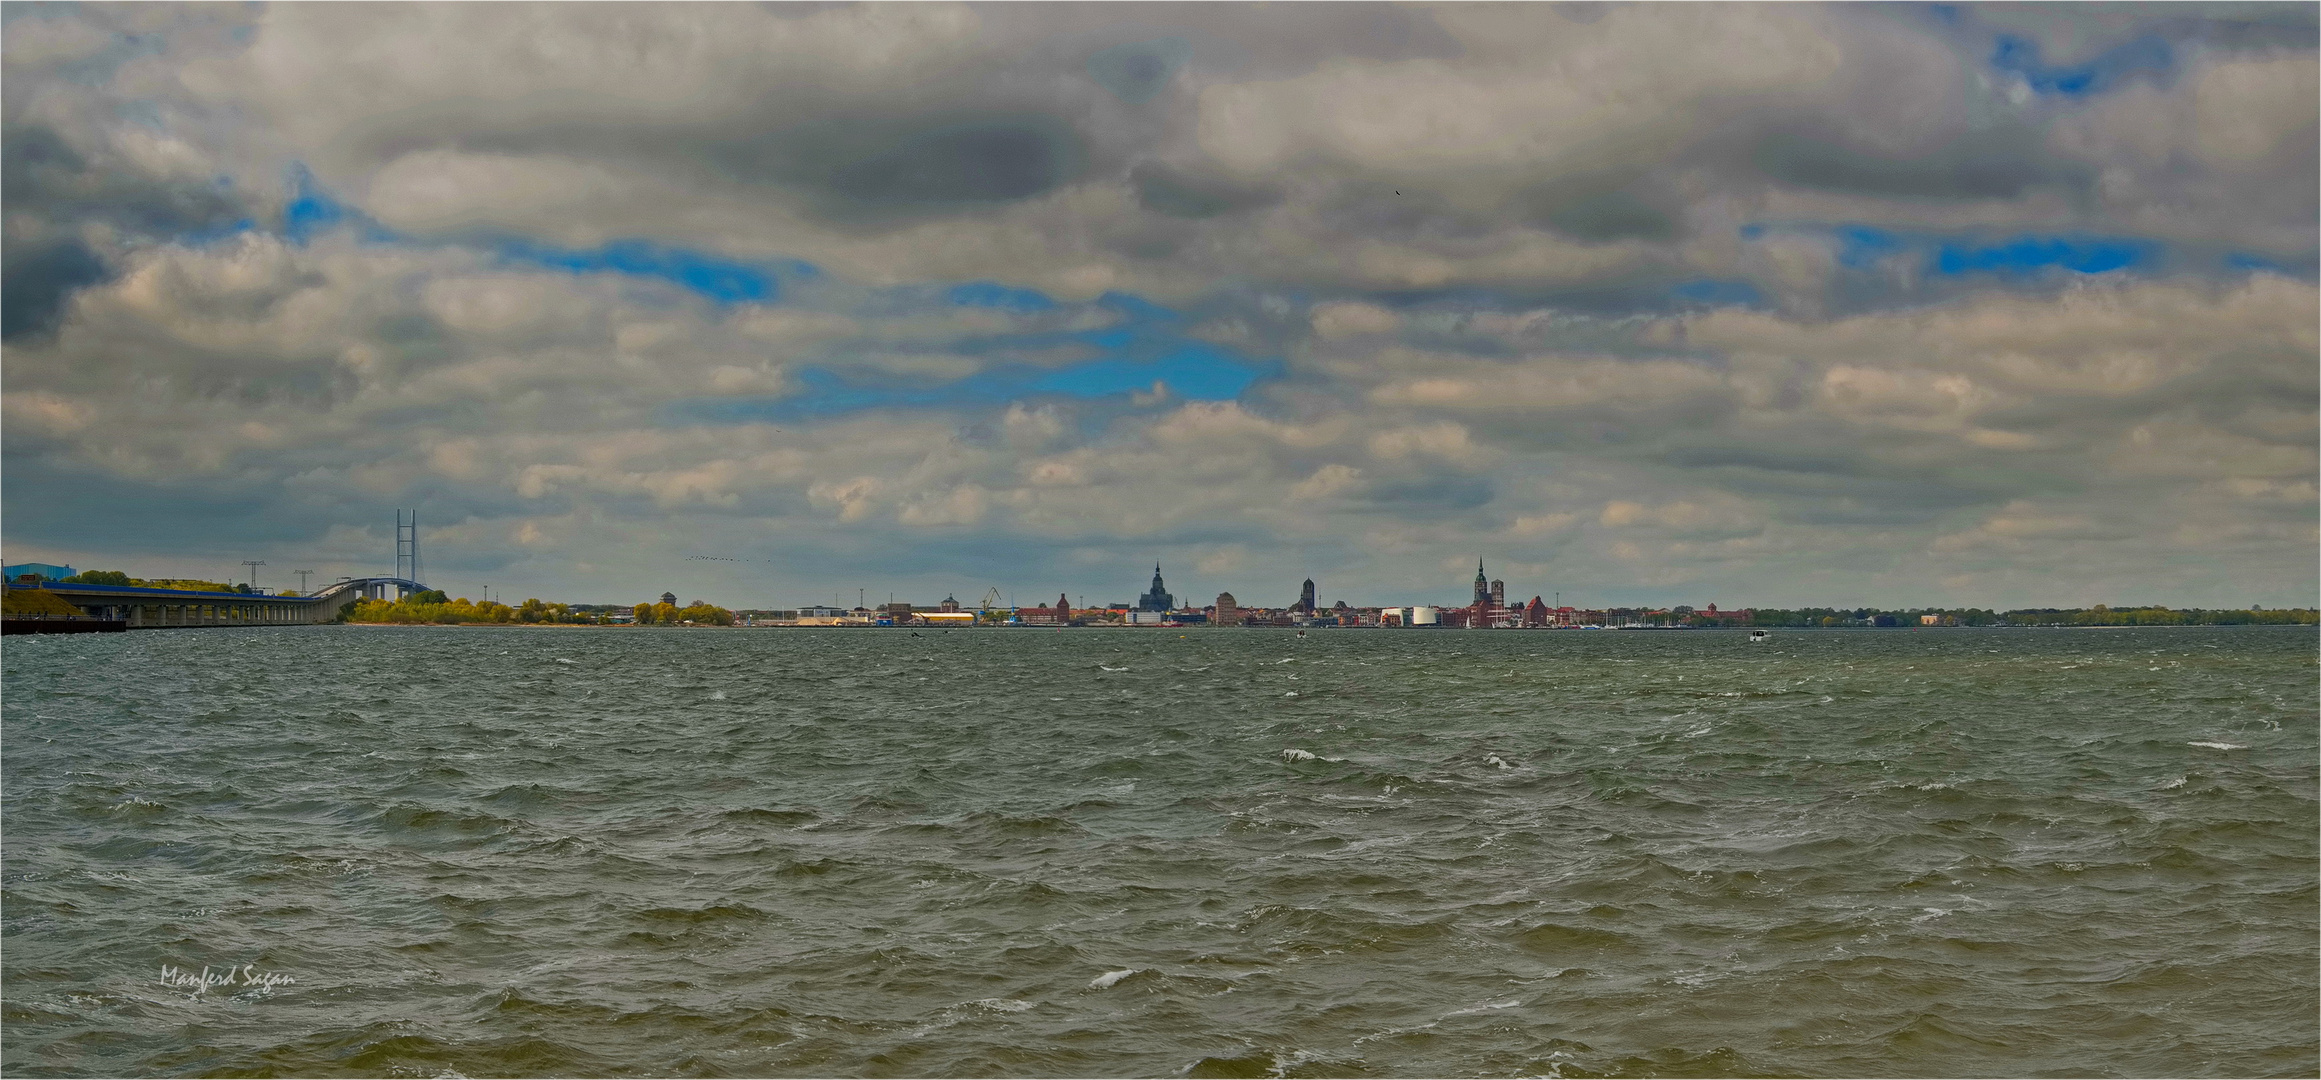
[2,586,86,617]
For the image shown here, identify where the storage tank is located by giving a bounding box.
[1409,605,1439,626]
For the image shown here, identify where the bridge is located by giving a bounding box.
[24,576,429,629]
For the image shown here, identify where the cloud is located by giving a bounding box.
[1,3,2313,608]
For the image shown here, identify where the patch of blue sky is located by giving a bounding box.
[1933,235,2153,276]
[280,168,397,245]
[948,282,1057,312]
[1745,222,2160,280]
[275,165,813,304]
[178,216,258,247]
[1096,290,1181,324]
[1031,340,1271,400]
[687,352,1276,424]
[672,289,1279,423]
[495,239,797,304]
[1835,225,1905,268]
[282,189,347,241]
[1990,33,2171,97]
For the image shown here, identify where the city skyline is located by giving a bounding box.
[3,4,2314,610]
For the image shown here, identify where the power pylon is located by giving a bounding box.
[395,510,424,584]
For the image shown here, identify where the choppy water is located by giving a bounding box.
[4,626,2315,1078]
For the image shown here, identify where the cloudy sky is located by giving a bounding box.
[3,2,2315,610]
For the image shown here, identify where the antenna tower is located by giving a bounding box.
[395,510,425,584]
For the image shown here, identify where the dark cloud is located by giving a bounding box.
[706,113,1086,225]
[832,119,1082,206]
[1752,125,2087,201]
[1,237,106,340]
[1131,162,1276,219]
[1086,37,1191,104]
[0,123,244,235]
[1519,173,1678,243]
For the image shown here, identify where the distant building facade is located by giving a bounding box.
[1215,592,1239,625]
[1018,595,1071,625]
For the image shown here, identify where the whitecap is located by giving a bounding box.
[2158,776,2186,789]
[1484,754,1512,769]
[1283,691,1299,697]
[1274,658,1295,664]
[554,658,577,665]
[969,997,1033,1012]
[1089,968,1139,990]
[1099,665,1129,672]
[1281,748,1316,762]
[2187,741,2246,750]
[709,690,727,700]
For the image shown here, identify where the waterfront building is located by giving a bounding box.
[1472,561,1490,608]
[1490,579,1505,609]
[1525,596,1549,626]
[939,594,961,612]
[1294,578,1316,613]
[1215,592,1239,625]
[1138,565,1174,611]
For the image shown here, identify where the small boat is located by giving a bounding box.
[1749,629,1769,643]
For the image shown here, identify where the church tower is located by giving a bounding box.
[1138,564,1174,611]
[1472,560,1490,608]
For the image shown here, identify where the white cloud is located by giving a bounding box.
[3,3,2313,608]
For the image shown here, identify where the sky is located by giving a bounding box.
[2,2,2315,611]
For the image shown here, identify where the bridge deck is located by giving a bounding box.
[12,578,428,628]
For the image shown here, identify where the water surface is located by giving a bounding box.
[5,626,2315,1077]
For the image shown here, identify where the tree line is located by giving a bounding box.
[340,592,736,626]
